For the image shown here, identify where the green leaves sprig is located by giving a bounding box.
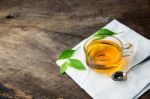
[58,49,85,74]
[94,28,117,39]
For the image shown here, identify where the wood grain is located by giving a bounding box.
[0,0,149,99]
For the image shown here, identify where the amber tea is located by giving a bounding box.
[84,37,128,75]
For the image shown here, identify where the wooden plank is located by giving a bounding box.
[0,0,149,98]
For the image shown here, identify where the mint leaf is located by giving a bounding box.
[95,28,116,36]
[60,62,69,74]
[94,35,107,40]
[58,49,75,59]
[69,59,85,70]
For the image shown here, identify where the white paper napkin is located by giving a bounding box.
[56,20,150,99]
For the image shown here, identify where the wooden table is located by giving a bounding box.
[0,0,149,98]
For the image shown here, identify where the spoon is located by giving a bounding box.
[111,56,150,81]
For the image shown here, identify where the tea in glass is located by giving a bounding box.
[84,36,129,75]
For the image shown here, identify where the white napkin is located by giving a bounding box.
[56,20,150,99]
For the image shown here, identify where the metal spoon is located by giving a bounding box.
[111,56,150,81]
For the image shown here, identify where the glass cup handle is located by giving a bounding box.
[122,43,133,57]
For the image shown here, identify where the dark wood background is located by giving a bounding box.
[0,0,149,99]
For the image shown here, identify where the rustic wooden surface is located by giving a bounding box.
[0,0,149,99]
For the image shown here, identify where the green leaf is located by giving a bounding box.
[69,59,85,70]
[94,35,107,40]
[95,28,116,36]
[58,49,75,59]
[60,62,69,74]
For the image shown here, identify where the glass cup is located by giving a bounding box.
[84,36,133,76]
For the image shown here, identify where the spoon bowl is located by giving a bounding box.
[111,71,127,81]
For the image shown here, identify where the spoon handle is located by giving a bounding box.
[127,56,150,74]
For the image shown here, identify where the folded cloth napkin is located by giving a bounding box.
[56,20,150,99]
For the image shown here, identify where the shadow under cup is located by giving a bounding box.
[84,36,129,76]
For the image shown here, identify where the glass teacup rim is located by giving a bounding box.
[83,35,124,62]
